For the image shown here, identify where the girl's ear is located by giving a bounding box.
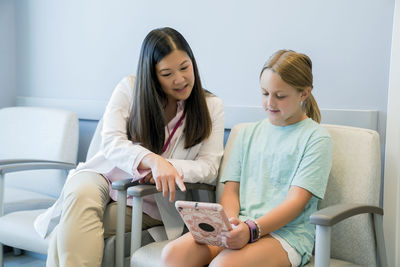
[301,87,312,101]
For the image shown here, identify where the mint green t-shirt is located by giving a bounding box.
[220,118,333,266]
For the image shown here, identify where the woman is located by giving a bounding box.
[35,27,224,266]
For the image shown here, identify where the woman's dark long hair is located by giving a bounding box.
[128,27,212,154]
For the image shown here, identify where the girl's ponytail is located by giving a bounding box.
[303,93,321,123]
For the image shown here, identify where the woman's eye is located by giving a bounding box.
[161,73,171,77]
[277,95,286,99]
[181,66,188,71]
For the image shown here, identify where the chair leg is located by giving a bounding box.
[116,190,127,267]
[131,197,143,256]
[0,243,4,267]
[314,225,331,267]
[374,213,387,267]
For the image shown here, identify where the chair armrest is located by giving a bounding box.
[127,182,216,198]
[0,159,59,165]
[185,183,216,192]
[310,203,383,226]
[127,184,159,197]
[0,160,75,216]
[111,179,140,191]
[0,160,75,175]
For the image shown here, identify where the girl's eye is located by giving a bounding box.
[277,95,286,99]
[161,73,171,77]
[262,92,269,96]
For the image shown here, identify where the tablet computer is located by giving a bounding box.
[175,200,232,247]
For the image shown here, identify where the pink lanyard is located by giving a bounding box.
[162,112,186,153]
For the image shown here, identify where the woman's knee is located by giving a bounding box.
[63,172,109,203]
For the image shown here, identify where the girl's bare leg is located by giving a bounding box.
[161,232,223,267]
[209,234,292,267]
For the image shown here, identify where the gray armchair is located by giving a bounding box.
[120,123,387,267]
[0,107,79,214]
[0,112,150,267]
[0,106,79,264]
[305,124,387,267]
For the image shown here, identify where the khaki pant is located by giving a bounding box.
[47,171,162,267]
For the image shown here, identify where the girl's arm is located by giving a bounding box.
[255,185,312,236]
[220,181,240,219]
[224,185,311,249]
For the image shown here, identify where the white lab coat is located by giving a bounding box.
[34,75,225,240]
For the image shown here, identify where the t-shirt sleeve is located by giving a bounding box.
[220,127,245,183]
[291,135,333,199]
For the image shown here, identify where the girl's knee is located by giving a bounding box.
[209,251,244,267]
[161,240,182,265]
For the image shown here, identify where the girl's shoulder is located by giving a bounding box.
[305,119,332,139]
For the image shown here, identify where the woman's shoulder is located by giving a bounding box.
[118,74,136,90]
[205,93,223,107]
[112,75,136,99]
[204,94,224,118]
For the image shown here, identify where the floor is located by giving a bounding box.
[3,250,46,267]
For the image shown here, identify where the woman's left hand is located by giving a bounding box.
[220,217,250,250]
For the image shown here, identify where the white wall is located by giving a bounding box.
[384,0,400,265]
[14,1,393,139]
[0,0,16,108]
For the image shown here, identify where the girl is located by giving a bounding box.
[34,27,224,266]
[162,50,333,267]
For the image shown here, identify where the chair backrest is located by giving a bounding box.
[216,123,247,202]
[216,123,381,266]
[321,124,381,266]
[86,118,103,161]
[0,107,79,198]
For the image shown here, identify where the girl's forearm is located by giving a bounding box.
[256,186,312,237]
[220,181,240,219]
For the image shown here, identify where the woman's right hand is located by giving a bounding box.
[140,153,186,202]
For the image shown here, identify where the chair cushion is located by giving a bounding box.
[131,242,364,267]
[131,240,172,267]
[0,209,49,254]
[304,256,362,267]
[4,187,56,214]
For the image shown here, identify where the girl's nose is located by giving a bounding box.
[268,96,276,107]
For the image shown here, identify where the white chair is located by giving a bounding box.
[121,123,387,267]
[0,106,79,263]
[0,107,79,214]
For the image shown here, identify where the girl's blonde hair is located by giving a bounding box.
[261,49,321,123]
